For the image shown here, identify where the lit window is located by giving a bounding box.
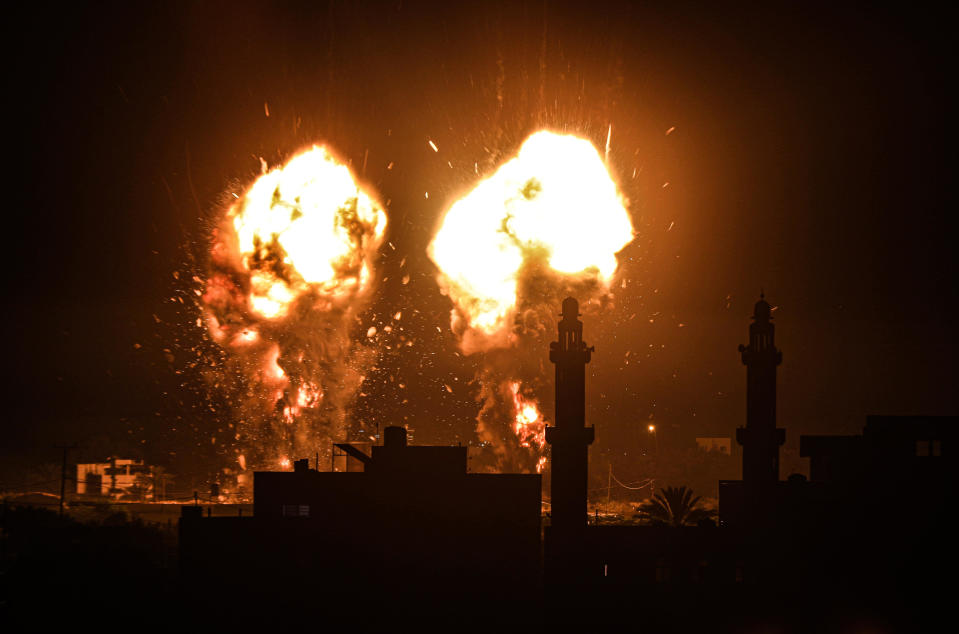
[915,440,930,457]
[931,440,941,457]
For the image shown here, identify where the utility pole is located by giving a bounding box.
[55,443,77,517]
[606,462,612,517]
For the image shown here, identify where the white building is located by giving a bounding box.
[76,459,152,497]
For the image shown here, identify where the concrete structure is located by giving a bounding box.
[76,458,152,497]
[179,426,541,618]
[177,296,954,629]
[801,415,953,484]
[546,295,955,629]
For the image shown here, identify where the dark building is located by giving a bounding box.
[179,425,541,624]
[542,298,745,627]
[802,415,953,484]
[549,294,957,630]
[709,299,956,629]
[717,297,957,535]
[178,296,954,630]
[795,414,956,532]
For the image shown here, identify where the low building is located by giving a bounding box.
[76,458,152,498]
[179,426,542,616]
[801,415,954,485]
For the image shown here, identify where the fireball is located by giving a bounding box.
[230,146,387,319]
[200,145,388,470]
[429,130,633,335]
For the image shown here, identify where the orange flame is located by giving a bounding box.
[282,382,323,425]
[510,381,546,452]
[296,382,322,408]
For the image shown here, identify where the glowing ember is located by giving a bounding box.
[230,146,387,319]
[429,130,633,335]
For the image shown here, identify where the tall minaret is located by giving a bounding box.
[736,293,785,486]
[546,297,595,531]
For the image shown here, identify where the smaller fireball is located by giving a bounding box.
[510,381,546,452]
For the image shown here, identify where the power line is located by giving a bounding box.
[609,471,654,491]
[0,478,63,485]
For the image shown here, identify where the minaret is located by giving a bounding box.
[546,297,595,531]
[736,293,785,487]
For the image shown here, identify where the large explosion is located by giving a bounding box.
[201,146,387,472]
[429,130,634,472]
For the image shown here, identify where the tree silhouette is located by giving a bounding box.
[634,485,717,527]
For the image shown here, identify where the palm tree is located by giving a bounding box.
[634,485,716,527]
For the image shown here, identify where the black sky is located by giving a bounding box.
[4,1,955,472]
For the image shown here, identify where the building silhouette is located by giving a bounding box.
[179,424,540,625]
[75,457,154,498]
[540,293,956,629]
[176,295,954,630]
[802,415,953,484]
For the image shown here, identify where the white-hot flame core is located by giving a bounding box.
[232,146,387,318]
[429,131,633,334]
[265,346,285,382]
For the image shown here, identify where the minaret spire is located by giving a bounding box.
[546,297,594,531]
[736,293,785,488]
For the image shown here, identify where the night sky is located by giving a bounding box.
[5,2,955,477]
